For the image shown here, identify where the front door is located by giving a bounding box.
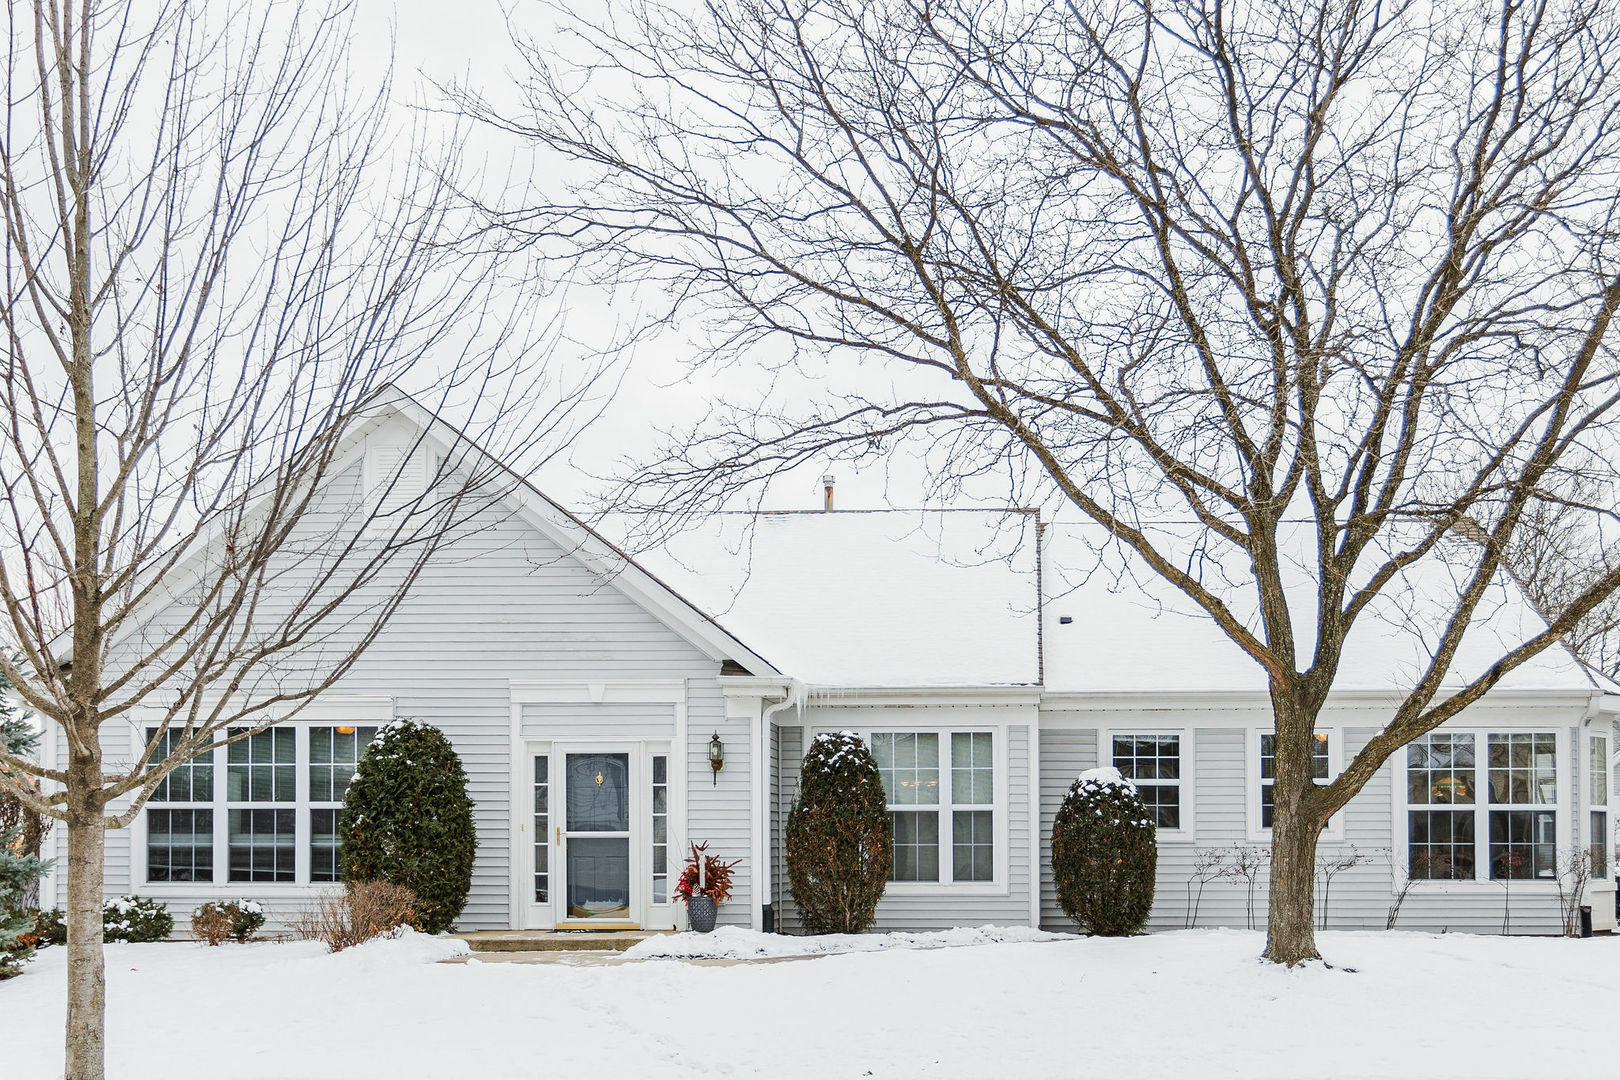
[560,751,633,923]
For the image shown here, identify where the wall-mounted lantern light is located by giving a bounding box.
[709,733,725,785]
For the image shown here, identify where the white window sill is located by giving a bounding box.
[882,882,1009,898]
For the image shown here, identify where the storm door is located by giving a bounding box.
[560,752,632,922]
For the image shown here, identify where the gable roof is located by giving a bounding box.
[624,509,1042,688]
[1041,521,1608,698]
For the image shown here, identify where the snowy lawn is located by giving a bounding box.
[5,927,1618,1079]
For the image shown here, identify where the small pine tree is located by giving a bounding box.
[785,731,892,933]
[1,681,51,978]
[339,719,475,934]
[1051,767,1157,936]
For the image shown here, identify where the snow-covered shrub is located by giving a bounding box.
[102,895,174,942]
[785,731,892,933]
[339,719,475,934]
[291,880,418,952]
[1051,767,1157,936]
[190,899,266,945]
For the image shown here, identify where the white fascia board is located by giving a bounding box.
[802,685,1044,708]
[1038,687,1605,713]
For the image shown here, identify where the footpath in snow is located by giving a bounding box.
[5,927,1618,1078]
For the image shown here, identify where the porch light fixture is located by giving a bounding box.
[709,733,725,785]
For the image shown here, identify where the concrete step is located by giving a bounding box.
[454,930,673,953]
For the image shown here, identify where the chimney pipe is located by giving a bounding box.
[822,474,836,512]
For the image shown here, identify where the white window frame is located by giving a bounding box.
[855,726,1009,895]
[132,699,394,893]
[1393,727,1569,890]
[308,724,382,884]
[1105,729,1194,841]
[1248,727,1343,842]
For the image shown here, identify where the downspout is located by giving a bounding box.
[758,679,806,934]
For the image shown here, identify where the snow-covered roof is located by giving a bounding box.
[625,510,1041,688]
[1042,522,1606,697]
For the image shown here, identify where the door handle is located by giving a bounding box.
[556,826,562,846]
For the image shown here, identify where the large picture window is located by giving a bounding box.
[1403,730,1560,883]
[871,729,996,885]
[140,717,389,887]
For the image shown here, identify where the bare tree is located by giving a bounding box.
[0,2,593,1076]
[463,0,1620,966]
[1505,473,1620,677]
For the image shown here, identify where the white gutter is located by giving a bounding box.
[756,680,806,932]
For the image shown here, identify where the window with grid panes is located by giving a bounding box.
[309,725,378,882]
[871,730,994,885]
[227,727,296,882]
[1111,735,1181,829]
[1259,732,1330,829]
[144,728,214,882]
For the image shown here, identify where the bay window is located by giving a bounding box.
[1403,730,1561,883]
[871,729,996,885]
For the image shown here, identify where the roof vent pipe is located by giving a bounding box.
[822,474,836,511]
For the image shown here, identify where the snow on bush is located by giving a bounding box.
[190,899,266,945]
[339,719,475,934]
[1051,768,1157,935]
[785,730,891,934]
[102,895,173,943]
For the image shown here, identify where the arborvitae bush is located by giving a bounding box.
[1051,767,1158,935]
[339,719,475,934]
[785,731,892,933]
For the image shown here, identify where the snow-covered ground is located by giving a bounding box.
[4,928,1617,1078]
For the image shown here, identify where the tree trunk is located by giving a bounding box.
[64,796,107,1080]
[1263,742,1324,965]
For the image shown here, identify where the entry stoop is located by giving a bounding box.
[453,930,673,953]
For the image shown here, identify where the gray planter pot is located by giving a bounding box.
[687,895,717,933]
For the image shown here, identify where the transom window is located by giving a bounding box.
[1111,735,1181,829]
[1258,732,1330,829]
[870,730,995,885]
[142,720,388,887]
[1403,730,1561,883]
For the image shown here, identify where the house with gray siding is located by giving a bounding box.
[42,392,1620,938]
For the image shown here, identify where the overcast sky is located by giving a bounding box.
[343,0,909,517]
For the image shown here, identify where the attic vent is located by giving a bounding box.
[1058,615,1073,625]
[363,443,429,532]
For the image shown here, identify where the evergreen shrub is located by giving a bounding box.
[339,719,475,934]
[1,697,50,978]
[102,895,174,942]
[1051,767,1157,935]
[785,730,891,933]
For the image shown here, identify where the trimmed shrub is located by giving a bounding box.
[339,719,475,934]
[785,731,892,933]
[191,899,266,945]
[30,907,65,947]
[102,895,174,942]
[291,880,418,952]
[1051,767,1157,935]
